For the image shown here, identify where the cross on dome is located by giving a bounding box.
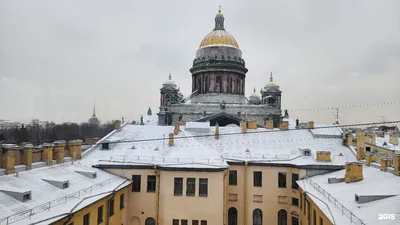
[270,72,273,82]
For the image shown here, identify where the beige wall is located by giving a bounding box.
[106,168,225,225]
[227,165,305,225]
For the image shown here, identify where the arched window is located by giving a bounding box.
[253,208,262,225]
[277,209,287,225]
[228,207,237,225]
[145,217,155,225]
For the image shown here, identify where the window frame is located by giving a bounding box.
[278,172,287,188]
[120,194,124,209]
[253,171,262,187]
[147,175,156,193]
[97,205,103,224]
[132,175,141,192]
[192,220,199,225]
[108,198,115,217]
[199,178,208,197]
[292,173,299,189]
[83,213,90,225]
[292,197,299,207]
[186,178,196,196]
[229,170,237,185]
[174,177,183,196]
[200,220,207,225]
[181,219,188,225]
[173,219,179,225]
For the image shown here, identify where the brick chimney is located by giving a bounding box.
[393,154,400,176]
[365,152,373,166]
[389,134,399,146]
[265,120,273,129]
[247,121,257,129]
[345,133,353,146]
[316,151,331,162]
[356,147,365,160]
[279,121,289,130]
[356,132,365,147]
[168,133,174,147]
[380,157,391,171]
[215,123,220,140]
[1,145,17,174]
[68,140,83,160]
[53,140,66,164]
[173,123,180,135]
[22,143,33,170]
[42,143,53,166]
[114,120,121,130]
[345,162,363,183]
[240,120,247,133]
[307,121,314,129]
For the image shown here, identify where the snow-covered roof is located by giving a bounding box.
[375,135,400,151]
[81,122,355,169]
[142,115,158,126]
[298,166,400,225]
[0,163,130,225]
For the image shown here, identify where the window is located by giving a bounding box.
[83,213,90,225]
[292,216,299,225]
[132,175,141,192]
[181,220,188,225]
[253,171,262,187]
[199,178,208,196]
[306,200,310,225]
[277,209,287,225]
[192,220,199,225]
[173,219,179,225]
[97,206,103,224]
[278,172,287,188]
[200,221,207,225]
[319,217,323,225]
[186,178,196,196]
[253,208,262,225]
[313,209,316,225]
[366,146,371,152]
[23,194,31,201]
[292,197,299,207]
[292,173,299,189]
[147,175,156,192]
[108,198,114,217]
[229,170,237,185]
[145,217,155,225]
[228,207,238,225]
[300,193,302,210]
[174,177,183,195]
[120,194,124,209]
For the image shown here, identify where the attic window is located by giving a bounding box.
[102,142,110,150]
[366,147,371,152]
[304,150,311,156]
[63,183,69,189]
[23,193,31,202]
[42,178,70,189]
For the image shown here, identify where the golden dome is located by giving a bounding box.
[199,9,239,49]
[200,30,239,48]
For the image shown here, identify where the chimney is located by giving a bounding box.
[114,120,121,130]
[1,145,16,174]
[380,157,391,171]
[371,134,377,145]
[345,162,363,183]
[53,141,66,164]
[68,140,83,160]
[389,134,399,146]
[240,120,247,133]
[215,123,220,140]
[174,123,180,135]
[179,121,186,126]
[22,143,33,170]
[42,143,53,165]
[365,152,373,166]
[316,151,331,162]
[265,120,273,129]
[393,153,400,176]
[279,121,289,130]
[168,133,174,147]
[355,132,365,147]
[247,121,257,129]
[307,121,314,129]
[345,133,353,147]
[356,147,365,160]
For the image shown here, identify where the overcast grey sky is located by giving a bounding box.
[0,0,399,125]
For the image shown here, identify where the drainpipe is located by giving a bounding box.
[223,168,229,225]
[155,165,160,225]
[244,161,248,225]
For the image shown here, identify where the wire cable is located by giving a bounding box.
[102,120,400,144]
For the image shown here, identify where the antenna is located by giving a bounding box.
[334,107,340,125]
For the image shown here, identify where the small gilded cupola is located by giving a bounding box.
[249,87,261,105]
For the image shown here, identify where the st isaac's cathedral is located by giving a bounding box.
[157,9,285,127]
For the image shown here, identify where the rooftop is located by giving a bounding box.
[298,166,400,225]
[82,121,355,169]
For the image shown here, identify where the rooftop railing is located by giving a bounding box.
[304,177,365,225]
[0,176,120,225]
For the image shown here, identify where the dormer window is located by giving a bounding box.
[23,193,31,202]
